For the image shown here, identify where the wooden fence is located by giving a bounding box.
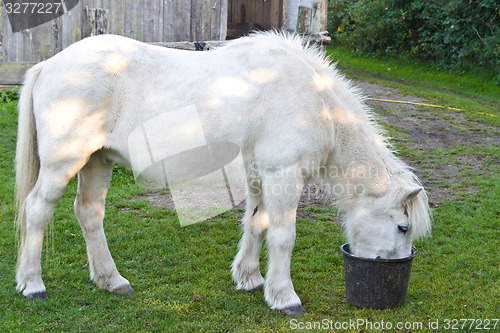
[0,0,328,84]
[0,0,228,83]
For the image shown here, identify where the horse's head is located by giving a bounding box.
[344,178,431,259]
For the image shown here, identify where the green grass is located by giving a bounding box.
[1,54,499,332]
[327,46,500,105]
[328,46,500,129]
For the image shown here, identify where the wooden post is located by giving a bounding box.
[86,7,108,37]
[296,0,313,35]
[284,0,300,32]
[0,3,3,63]
[296,6,312,35]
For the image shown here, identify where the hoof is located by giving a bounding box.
[111,285,135,295]
[280,304,307,317]
[26,291,48,301]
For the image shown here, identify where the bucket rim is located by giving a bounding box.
[340,243,418,263]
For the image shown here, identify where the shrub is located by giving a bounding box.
[0,87,20,103]
[328,0,499,82]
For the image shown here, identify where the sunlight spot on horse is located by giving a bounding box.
[215,77,252,97]
[42,97,106,161]
[52,131,105,162]
[102,54,129,75]
[246,68,278,83]
[312,72,334,92]
[317,106,333,122]
[205,76,253,108]
[252,209,269,231]
[61,71,93,87]
[373,134,386,148]
[43,98,87,137]
[332,107,360,125]
[368,172,391,196]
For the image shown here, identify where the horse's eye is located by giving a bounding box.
[398,225,409,234]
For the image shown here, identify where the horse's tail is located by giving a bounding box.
[15,63,43,256]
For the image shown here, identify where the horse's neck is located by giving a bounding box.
[328,115,397,199]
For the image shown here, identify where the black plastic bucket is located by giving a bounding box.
[340,243,418,309]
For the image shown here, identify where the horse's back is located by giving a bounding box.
[29,33,337,172]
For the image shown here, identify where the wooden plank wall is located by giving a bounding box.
[0,0,228,64]
[228,0,282,29]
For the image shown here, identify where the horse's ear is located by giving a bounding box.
[402,184,431,240]
[402,186,423,204]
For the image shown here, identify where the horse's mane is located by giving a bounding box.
[226,31,431,239]
[405,175,432,240]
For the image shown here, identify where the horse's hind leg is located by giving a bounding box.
[74,151,133,294]
[262,167,306,316]
[231,181,268,291]
[16,164,84,299]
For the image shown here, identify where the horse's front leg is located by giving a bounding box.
[74,151,133,294]
[231,183,267,291]
[263,168,307,316]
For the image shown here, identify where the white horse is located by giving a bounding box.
[15,32,430,316]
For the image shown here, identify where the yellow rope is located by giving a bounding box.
[365,97,463,111]
[474,111,499,118]
[365,97,498,118]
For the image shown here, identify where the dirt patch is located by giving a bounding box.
[354,79,499,204]
[131,182,333,222]
[128,79,498,215]
[355,80,499,151]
